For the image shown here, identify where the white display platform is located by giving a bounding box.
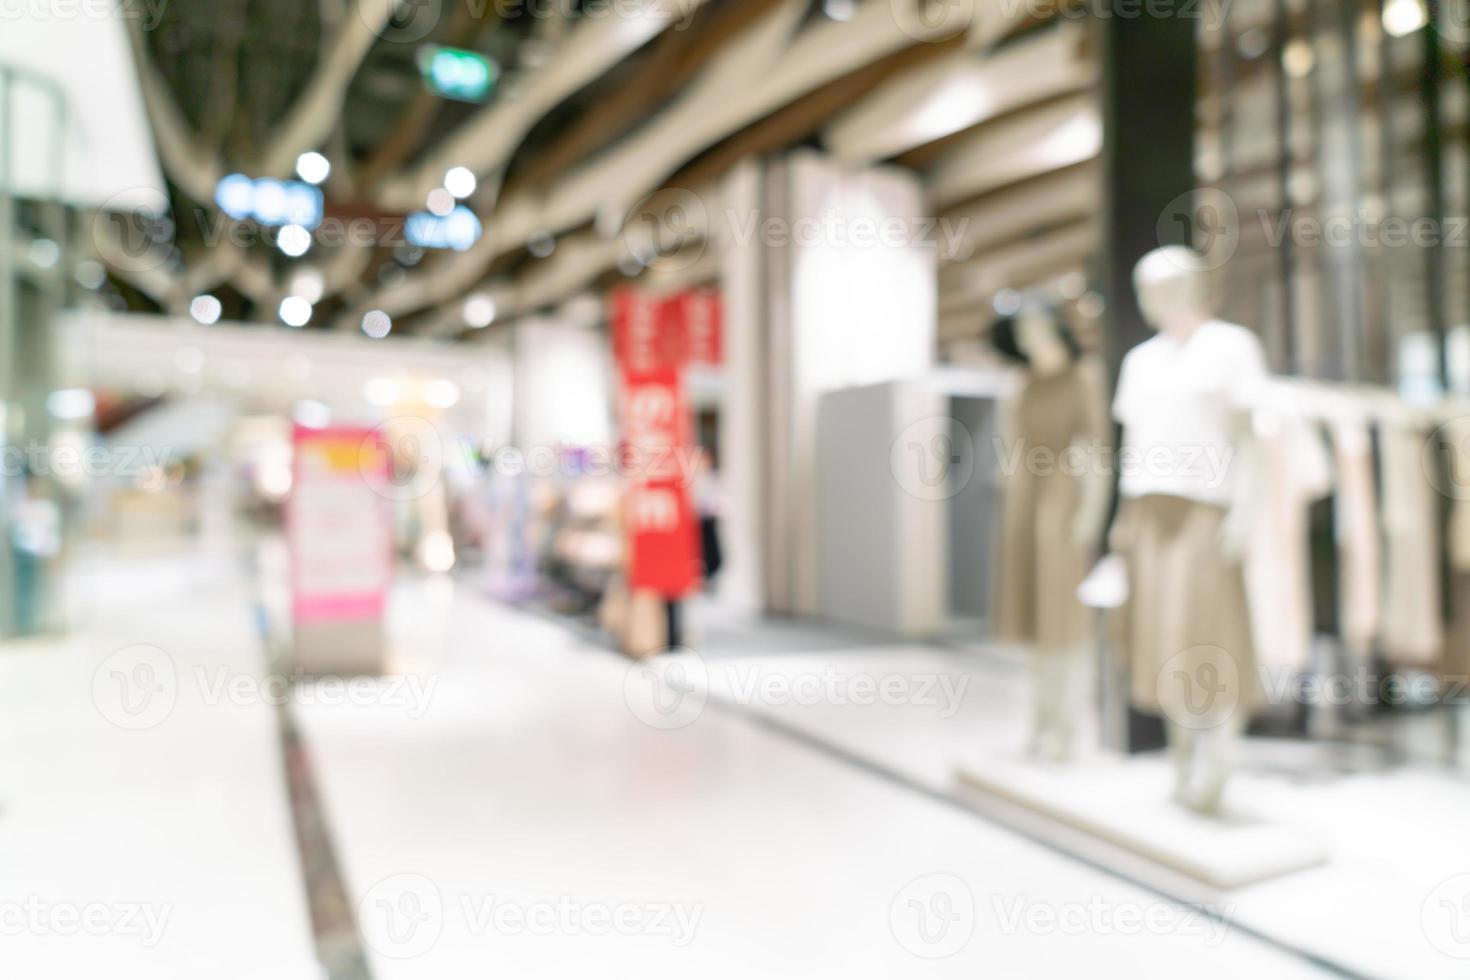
[955,753,1329,892]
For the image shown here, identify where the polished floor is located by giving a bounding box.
[0,541,1433,978]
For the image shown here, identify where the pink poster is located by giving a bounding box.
[288,425,394,623]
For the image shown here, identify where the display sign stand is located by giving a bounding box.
[287,426,392,675]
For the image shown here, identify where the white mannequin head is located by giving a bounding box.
[1133,246,1211,339]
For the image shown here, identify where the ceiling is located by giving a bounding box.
[77,0,1096,340]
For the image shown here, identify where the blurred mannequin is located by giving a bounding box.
[993,303,1110,762]
[1112,246,1268,814]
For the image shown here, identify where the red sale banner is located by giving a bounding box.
[612,290,702,597]
[612,287,683,378]
[611,286,723,374]
[679,288,723,367]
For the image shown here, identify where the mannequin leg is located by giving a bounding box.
[1028,648,1087,763]
[1166,721,1197,804]
[1026,652,1052,758]
[1168,714,1245,815]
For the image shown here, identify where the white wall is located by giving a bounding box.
[511,317,614,452]
[783,151,938,615]
[0,5,166,209]
[720,151,937,617]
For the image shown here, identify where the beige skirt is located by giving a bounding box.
[1114,494,1262,723]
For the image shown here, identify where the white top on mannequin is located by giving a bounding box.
[1113,247,1269,507]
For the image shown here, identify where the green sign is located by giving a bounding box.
[417,46,498,103]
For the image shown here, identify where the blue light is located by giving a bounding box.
[405,206,482,251]
[213,175,325,229]
[215,174,254,220]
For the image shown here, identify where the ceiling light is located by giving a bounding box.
[189,294,223,325]
[28,238,60,269]
[1235,27,1270,60]
[427,187,456,217]
[74,260,106,290]
[992,289,1022,316]
[280,296,313,328]
[823,0,855,20]
[364,377,400,407]
[445,166,477,199]
[216,174,255,220]
[1282,38,1315,77]
[47,389,95,421]
[425,378,461,409]
[528,231,556,258]
[296,151,332,186]
[463,292,496,328]
[293,399,332,429]
[290,269,325,304]
[362,310,393,339]
[278,224,313,258]
[1382,0,1428,36]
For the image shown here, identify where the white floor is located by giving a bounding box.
[0,543,1421,978]
[0,547,319,980]
[294,573,1343,979]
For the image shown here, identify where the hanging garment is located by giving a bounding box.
[1378,421,1444,670]
[1439,417,1470,685]
[1245,405,1333,675]
[1113,493,1263,721]
[995,360,1110,651]
[1442,416,1470,573]
[1331,418,1383,654]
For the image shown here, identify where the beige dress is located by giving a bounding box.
[995,361,1109,651]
